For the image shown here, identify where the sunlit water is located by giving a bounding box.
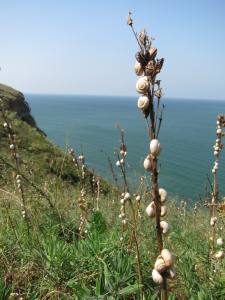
[27,94,225,202]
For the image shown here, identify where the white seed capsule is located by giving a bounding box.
[146,202,155,217]
[161,249,173,267]
[217,129,222,135]
[217,238,224,246]
[137,96,149,110]
[215,250,224,259]
[120,199,125,204]
[159,188,167,202]
[150,139,161,157]
[3,122,8,128]
[216,139,220,143]
[124,192,131,200]
[152,269,163,284]
[143,156,152,171]
[160,205,167,217]
[122,219,127,225]
[214,151,219,156]
[160,221,169,234]
[212,168,216,174]
[154,257,167,273]
[134,61,144,76]
[9,144,15,150]
[136,77,149,94]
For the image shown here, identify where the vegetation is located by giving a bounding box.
[0,96,224,300]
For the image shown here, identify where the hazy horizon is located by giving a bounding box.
[24,91,225,102]
[1,0,225,100]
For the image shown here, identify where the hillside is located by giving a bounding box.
[0,84,111,198]
[0,84,224,300]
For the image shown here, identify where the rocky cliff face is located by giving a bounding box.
[0,83,44,134]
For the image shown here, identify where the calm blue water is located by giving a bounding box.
[26,94,225,202]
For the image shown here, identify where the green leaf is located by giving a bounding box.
[118,284,143,296]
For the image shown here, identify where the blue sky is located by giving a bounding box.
[1,0,225,99]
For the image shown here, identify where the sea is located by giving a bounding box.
[26,94,225,203]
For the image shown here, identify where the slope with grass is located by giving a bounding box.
[0,84,225,299]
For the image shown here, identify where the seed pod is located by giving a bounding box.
[143,156,152,171]
[146,201,155,217]
[217,128,222,135]
[137,96,149,110]
[152,269,163,284]
[161,249,173,267]
[160,221,169,234]
[145,60,155,76]
[149,47,157,59]
[136,77,149,94]
[155,58,164,74]
[160,205,167,217]
[10,144,15,150]
[154,257,167,273]
[150,139,161,157]
[134,61,144,76]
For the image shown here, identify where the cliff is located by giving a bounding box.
[0,83,44,134]
[0,83,111,194]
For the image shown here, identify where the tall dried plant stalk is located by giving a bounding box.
[115,125,144,299]
[68,148,88,237]
[0,98,30,235]
[127,13,174,300]
[209,114,225,261]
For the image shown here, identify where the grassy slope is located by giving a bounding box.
[0,104,225,299]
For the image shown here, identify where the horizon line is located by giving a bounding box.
[24,92,225,102]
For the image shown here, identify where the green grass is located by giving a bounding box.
[0,107,225,299]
